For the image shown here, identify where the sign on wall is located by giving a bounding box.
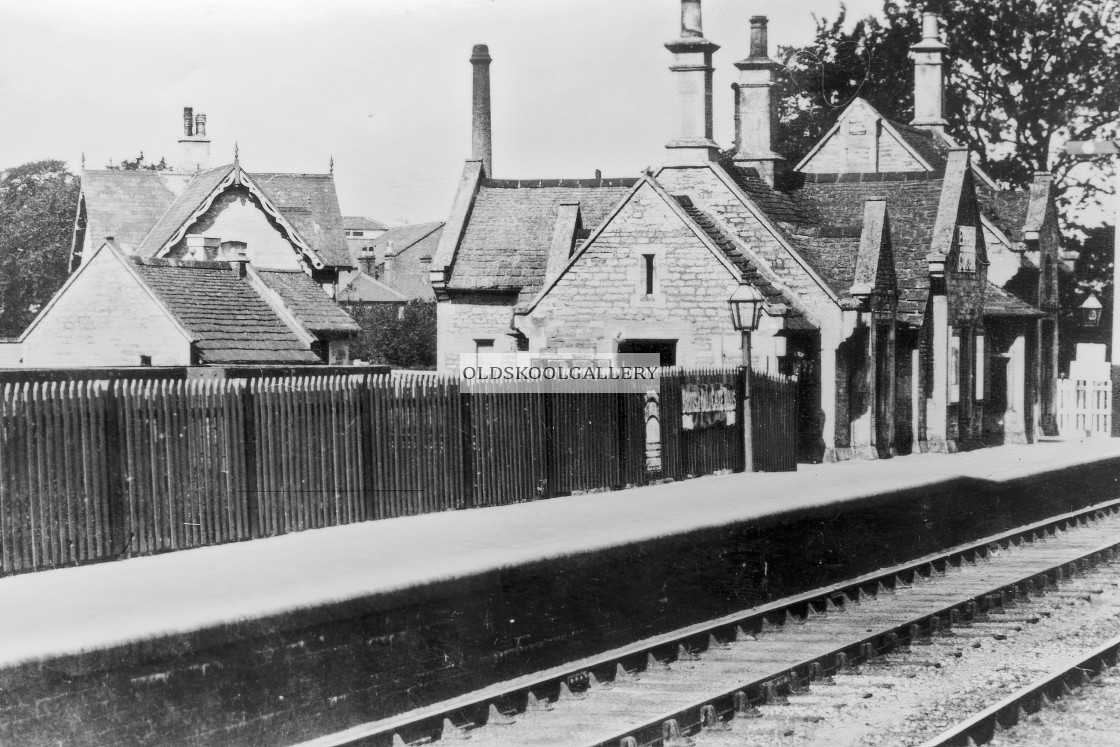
[681,383,737,430]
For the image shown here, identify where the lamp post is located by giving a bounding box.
[730,283,765,473]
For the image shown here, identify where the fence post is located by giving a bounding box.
[460,390,475,508]
[242,380,259,538]
[103,382,129,557]
[358,374,375,520]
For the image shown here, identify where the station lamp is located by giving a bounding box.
[1079,293,1103,328]
[728,283,765,332]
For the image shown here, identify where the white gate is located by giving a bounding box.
[1057,377,1112,437]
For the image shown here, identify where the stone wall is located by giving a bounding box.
[436,295,518,372]
[20,250,191,367]
[799,118,927,175]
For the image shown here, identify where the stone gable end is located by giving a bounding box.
[801,119,927,175]
[655,167,834,323]
[22,250,191,367]
[521,182,743,365]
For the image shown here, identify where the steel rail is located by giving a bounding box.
[293,498,1120,747]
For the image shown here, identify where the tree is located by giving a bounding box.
[106,151,169,171]
[345,300,437,369]
[775,0,1120,231]
[0,160,79,337]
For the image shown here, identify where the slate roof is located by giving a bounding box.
[771,178,944,325]
[135,164,235,256]
[368,222,444,262]
[337,273,411,303]
[79,170,185,252]
[676,196,811,325]
[344,216,389,231]
[366,222,442,301]
[448,179,636,298]
[84,166,352,268]
[721,162,820,225]
[129,258,320,364]
[975,182,1030,243]
[254,173,352,267]
[254,268,361,335]
[886,119,951,170]
[983,282,1045,318]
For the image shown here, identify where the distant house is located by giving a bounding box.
[3,107,361,367]
[356,222,442,301]
[0,242,359,367]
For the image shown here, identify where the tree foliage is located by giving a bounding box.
[344,300,437,369]
[0,160,79,337]
[107,151,169,171]
[775,0,1120,230]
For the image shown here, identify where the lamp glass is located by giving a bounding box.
[729,284,765,332]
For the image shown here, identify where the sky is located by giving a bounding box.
[0,0,888,225]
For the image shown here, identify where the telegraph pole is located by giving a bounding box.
[1065,138,1120,434]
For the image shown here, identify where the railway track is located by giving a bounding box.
[295,498,1120,747]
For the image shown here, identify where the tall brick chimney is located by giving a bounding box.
[732,16,785,186]
[178,106,211,173]
[470,44,493,177]
[664,0,720,166]
[909,12,948,134]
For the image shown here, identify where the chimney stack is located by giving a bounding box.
[732,16,785,186]
[909,12,948,133]
[470,44,493,177]
[178,106,211,173]
[664,0,720,166]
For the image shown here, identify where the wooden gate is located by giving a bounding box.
[1057,376,1112,437]
[751,370,799,472]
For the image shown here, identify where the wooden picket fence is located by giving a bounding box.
[0,367,797,576]
[1057,376,1112,437]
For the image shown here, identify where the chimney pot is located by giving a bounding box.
[594,169,602,180]
[470,44,493,177]
[748,16,769,59]
[195,113,207,137]
[922,12,941,41]
[681,0,703,38]
[183,107,194,137]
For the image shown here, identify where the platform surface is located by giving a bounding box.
[2,438,1119,669]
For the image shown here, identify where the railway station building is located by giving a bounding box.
[432,2,1061,462]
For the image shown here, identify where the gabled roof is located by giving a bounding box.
[81,165,352,270]
[254,268,361,335]
[983,282,1045,318]
[674,195,808,321]
[337,272,411,303]
[367,222,444,261]
[253,173,351,267]
[129,257,320,364]
[78,170,188,251]
[344,216,389,231]
[886,119,952,171]
[975,182,1030,244]
[135,164,236,256]
[447,178,637,300]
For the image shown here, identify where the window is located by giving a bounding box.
[957,226,977,272]
[643,254,655,295]
[618,339,677,367]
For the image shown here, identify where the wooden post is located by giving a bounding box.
[742,332,755,473]
[460,389,475,508]
[103,382,128,557]
[242,380,260,538]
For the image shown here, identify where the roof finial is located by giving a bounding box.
[80,152,86,169]
[329,155,334,174]
[234,141,240,162]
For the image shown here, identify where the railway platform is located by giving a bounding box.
[3,438,1120,747]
